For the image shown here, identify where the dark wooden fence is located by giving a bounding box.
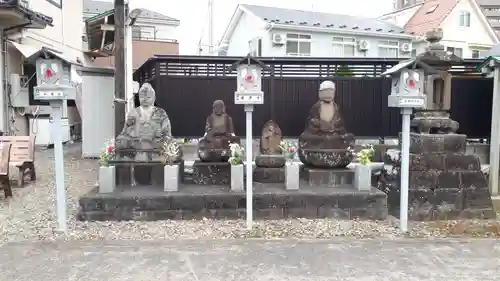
[134,55,492,138]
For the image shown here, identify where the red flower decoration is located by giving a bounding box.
[45,68,54,78]
[107,145,114,153]
[246,75,253,81]
[289,147,295,153]
[408,79,415,88]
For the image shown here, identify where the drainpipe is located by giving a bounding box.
[0,28,6,135]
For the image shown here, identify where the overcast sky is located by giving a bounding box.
[125,0,394,54]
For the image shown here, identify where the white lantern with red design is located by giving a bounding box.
[234,64,264,105]
[383,63,426,108]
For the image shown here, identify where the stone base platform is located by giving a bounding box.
[78,183,387,221]
[192,161,230,185]
[253,167,285,183]
[301,167,354,187]
[112,161,185,185]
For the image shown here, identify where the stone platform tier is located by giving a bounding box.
[78,184,387,221]
[110,161,185,186]
[378,133,496,221]
[192,161,230,185]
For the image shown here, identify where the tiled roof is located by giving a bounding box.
[0,1,53,26]
[404,0,459,36]
[241,4,408,34]
[83,0,179,22]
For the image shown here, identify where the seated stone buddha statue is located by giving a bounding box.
[115,83,182,162]
[198,100,239,162]
[298,80,354,168]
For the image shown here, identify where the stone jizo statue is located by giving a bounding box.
[298,80,354,168]
[115,83,181,162]
[198,100,239,162]
[305,80,346,135]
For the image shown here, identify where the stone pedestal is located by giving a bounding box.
[254,167,285,183]
[380,132,496,220]
[99,166,115,193]
[298,133,354,168]
[301,167,354,187]
[113,161,184,186]
[192,161,230,185]
[254,155,285,183]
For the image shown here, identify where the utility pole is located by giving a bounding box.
[114,0,126,136]
[208,0,214,55]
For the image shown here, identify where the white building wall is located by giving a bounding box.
[226,12,268,56]
[226,13,414,58]
[26,0,84,60]
[439,0,497,58]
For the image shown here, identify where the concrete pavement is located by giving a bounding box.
[0,238,498,281]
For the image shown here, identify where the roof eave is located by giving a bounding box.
[271,24,416,39]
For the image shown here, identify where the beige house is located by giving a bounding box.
[1,0,86,144]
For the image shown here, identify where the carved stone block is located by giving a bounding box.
[298,148,353,169]
[254,155,286,168]
[253,167,285,183]
[192,161,230,185]
[409,133,466,154]
[301,167,354,187]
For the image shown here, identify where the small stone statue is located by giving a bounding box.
[260,120,282,155]
[198,100,239,162]
[115,83,182,162]
[254,120,286,183]
[298,81,354,168]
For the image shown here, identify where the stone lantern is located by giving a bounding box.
[410,29,462,133]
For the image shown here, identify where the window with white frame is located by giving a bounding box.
[332,37,356,57]
[459,11,471,27]
[471,49,480,59]
[285,33,311,56]
[378,40,399,58]
[446,46,463,57]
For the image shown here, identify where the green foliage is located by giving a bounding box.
[334,65,354,77]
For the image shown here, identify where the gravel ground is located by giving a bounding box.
[0,143,498,242]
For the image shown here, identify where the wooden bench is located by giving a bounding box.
[0,136,36,187]
[0,144,12,197]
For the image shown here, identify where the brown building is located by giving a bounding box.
[83,0,179,69]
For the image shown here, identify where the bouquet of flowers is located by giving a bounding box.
[162,139,180,165]
[280,140,296,160]
[228,143,244,165]
[99,139,115,166]
[356,144,375,165]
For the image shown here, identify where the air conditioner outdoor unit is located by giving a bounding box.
[400,42,412,53]
[272,34,284,46]
[9,73,30,107]
[358,40,370,51]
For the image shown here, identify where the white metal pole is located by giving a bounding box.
[244,104,253,229]
[52,101,67,233]
[489,67,500,196]
[400,107,412,232]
